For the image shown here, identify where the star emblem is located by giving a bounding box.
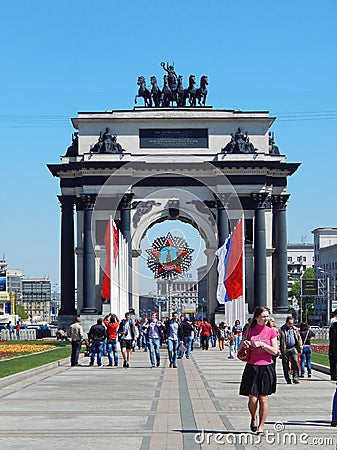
[146,232,194,280]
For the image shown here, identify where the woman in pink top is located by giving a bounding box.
[238,306,278,434]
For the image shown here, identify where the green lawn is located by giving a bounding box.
[310,339,329,367]
[311,351,329,367]
[0,340,71,378]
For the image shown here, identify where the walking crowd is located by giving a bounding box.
[68,306,337,433]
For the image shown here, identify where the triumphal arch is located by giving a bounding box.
[48,65,299,328]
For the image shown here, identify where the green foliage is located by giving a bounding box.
[290,268,317,318]
[16,304,29,320]
[303,267,314,279]
[291,281,301,299]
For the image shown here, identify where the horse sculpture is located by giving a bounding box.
[161,75,173,107]
[150,76,162,107]
[184,75,196,107]
[133,65,210,109]
[176,75,185,107]
[196,75,208,107]
[135,76,152,107]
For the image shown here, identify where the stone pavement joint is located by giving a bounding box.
[0,346,336,450]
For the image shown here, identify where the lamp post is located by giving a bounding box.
[288,274,303,323]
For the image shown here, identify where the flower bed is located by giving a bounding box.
[0,343,57,360]
[311,344,329,353]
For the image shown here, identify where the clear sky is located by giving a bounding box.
[0,0,336,290]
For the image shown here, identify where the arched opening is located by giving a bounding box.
[134,218,210,320]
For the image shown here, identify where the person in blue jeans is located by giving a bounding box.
[145,312,165,368]
[165,311,183,368]
[88,318,107,367]
[232,319,243,352]
[6,321,13,340]
[178,316,194,359]
[104,314,120,367]
[299,322,315,378]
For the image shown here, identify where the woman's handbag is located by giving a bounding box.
[237,329,251,362]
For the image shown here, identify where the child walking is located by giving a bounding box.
[228,332,235,359]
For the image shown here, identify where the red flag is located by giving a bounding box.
[223,217,243,301]
[102,218,119,299]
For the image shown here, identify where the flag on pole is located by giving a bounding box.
[102,216,119,300]
[216,216,244,303]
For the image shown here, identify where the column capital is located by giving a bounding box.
[272,194,290,211]
[57,195,76,207]
[214,193,231,208]
[251,192,270,209]
[120,193,134,209]
[80,194,97,210]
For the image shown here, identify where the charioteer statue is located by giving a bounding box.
[134,62,209,108]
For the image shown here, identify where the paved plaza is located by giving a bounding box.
[0,346,336,450]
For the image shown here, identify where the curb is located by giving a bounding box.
[312,362,330,376]
[0,357,70,388]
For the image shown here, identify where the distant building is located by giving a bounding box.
[312,228,337,322]
[22,278,52,323]
[156,277,198,317]
[287,243,314,281]
[6,269,24,304]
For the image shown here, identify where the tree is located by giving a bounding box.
[290,268,316,322]
[16,304,29,320]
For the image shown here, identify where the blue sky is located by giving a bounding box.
[0,0,336,290]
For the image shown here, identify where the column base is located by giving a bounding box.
[270,312,290,328]
[57,314,78,330]
[81,307,97,314]
[80,314,100,336]
[273,306,290,314]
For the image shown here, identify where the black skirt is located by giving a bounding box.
[239,363,276,396]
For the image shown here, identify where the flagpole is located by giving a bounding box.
[109,215,113,314]
[117,228,121,319]
[241,213,246,325]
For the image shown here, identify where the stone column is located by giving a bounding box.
[272,194,290,313]
[58,196,76,317]
[205,249,218,320]
[216,194,230,247]
[81,194,97,314]
[251,193,269,308]
[120,193,134,310]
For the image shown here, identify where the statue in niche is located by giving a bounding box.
[222,127,256,154]
[65,132,78,156]
[269,131,280,155]
[91,128,124,154]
